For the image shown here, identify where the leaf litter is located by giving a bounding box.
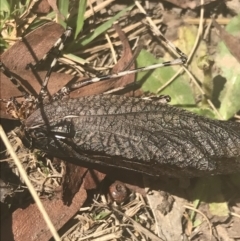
[1,0,240,241]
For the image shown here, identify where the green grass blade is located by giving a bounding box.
[74,0,87,39]
[79,4,134,46]
[63,53,89,65]
[0,0,10,13]
[58,0,69,19]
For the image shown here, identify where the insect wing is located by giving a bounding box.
[25,95,240,177]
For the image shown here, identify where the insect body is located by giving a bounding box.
[19,95,240,178]
[2,24,240,178]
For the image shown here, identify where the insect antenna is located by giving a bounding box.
[0,62,32,98]
[52,54,186,100]
[0,27,72,118]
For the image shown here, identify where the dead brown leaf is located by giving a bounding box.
[0,186,87,241]
[0,71,77,119]
[1,22,65,118]
[1,22,64,70]
[32,0,51,14]
[62,161,106,205]
[213,18,240,63]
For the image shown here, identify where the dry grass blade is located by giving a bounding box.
[0,125,61,241]
[184,204,213,241]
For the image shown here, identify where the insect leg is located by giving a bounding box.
[38,27,72,102]
[52,58,184,100]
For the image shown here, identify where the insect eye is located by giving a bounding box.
[32,130,47,139]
